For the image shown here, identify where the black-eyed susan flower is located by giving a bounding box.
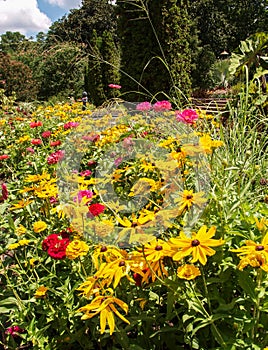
[177,264,201,280]
[175,189,207,211]
[169,225,224,265]
[236,252,268,272]
[141,238,173,262]
[77,289,130,335]
[231,231,268,271]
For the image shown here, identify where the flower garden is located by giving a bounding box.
[0,88,267,349]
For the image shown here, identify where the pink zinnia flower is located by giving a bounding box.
[42,131,52,138]
[74,189,93,204]
[31,138,42,145]
[26,147,35,153]
[136,101,152,111]
[114,157,123,167]
[175,109,198,124]
[108,84,121,89]
[64,122,79,129]
[153,100,172,111]
[80,170,92,177]
[47,150,65,164]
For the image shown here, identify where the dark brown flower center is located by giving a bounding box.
[255,245,264,251]
[119,260,125,267]
[155,245,163,251]
[186,195,193,200]
[191,239,200,247]
[100,246,107,252]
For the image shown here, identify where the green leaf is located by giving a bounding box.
[238,271,256,301]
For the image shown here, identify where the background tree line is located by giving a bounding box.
[0,0,267,104]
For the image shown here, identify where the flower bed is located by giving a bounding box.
[0,91,267,349]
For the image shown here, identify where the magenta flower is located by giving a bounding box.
[136,101,152,111]
[80,170,92,177]
[0,183,8,202]
[114,157,123,167]
[64,121,79,130]
[153,100,172,111]
[47,150,65,164]
[108,84,121,89]
[5,325,24,337]
[175,109,198,124]
[42,131,52,138]
[73,189,93,204]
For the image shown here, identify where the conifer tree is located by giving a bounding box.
[117,0,194,102]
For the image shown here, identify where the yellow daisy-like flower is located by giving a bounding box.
[169,225,224,265]
[8,239,30,250]
[254,217,268,232]
[9,199,33,210]
[33,221,47,233]
[177,264,201,280]
[34,286,48,298]
[175,189,207,211]
[141,238,173,262]
[231,231,268,260]
[15,224,27,236]
[65,240,90,260]
[77,289,130,335]
[236,252,268,272]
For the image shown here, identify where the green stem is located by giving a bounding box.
[189,280,226,347]
[252,268,262,340]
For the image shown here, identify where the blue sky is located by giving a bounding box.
[0,0,82,38]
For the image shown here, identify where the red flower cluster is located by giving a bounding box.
[0,154,9,160]
[88,203,106,217]
[42,232,70,259]
[30,121,42,128]
[47,150,65,164]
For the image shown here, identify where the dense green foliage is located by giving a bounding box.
[117,0,194,102]
[0,0,267,101]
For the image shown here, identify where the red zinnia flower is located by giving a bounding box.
[30,121,42,128]
[31,138,42,145]
[42,233,70,259]
[0,155,9,160]
[88,203,106,217]
[50,140,61,147]
[0,183,8,201]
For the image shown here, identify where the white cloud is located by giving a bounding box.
[46,0,82,10]
[0,0,51,36]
